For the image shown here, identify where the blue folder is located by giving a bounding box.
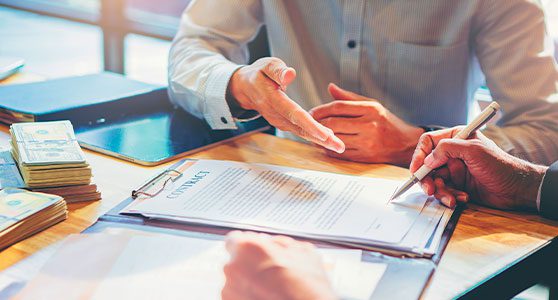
[0,72,270,166]
[0,72,167,125]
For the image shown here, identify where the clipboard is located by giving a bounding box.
[81,159,462,299]
[114,159,459,258]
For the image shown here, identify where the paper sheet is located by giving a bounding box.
[16,233,386,300]
[0,273,23,299]
[123,160,435,247]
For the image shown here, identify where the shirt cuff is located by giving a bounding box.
[203,63,243,130]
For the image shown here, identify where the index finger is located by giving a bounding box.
[410,133,435,173]
[272,90,336,143]
[409,127,463,173]
[293,125,346,153]
[225,231,249,256]
[225,231,267,255]
[309,101,369,121]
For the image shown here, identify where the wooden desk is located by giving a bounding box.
[1,128,557,299]
[1,73,557,298]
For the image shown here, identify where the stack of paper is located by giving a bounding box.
[16,233,387,300]
[0,188,67,250]
[122,159,454,257]
[8,121,101,202]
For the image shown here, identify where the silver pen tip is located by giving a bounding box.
[388,189,398,203]
[389,176,419,202]
[389,188,405,202]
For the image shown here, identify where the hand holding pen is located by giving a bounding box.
[390,102,501,204]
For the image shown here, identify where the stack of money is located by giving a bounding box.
[32,184,102,203]
[8,121,101,202]
[0,188,67,250]
[10,121,91,188]
[0,149,24,189]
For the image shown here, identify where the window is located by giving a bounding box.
[0,0,189,77]
[0,5,103,78]
[124,34,170,85]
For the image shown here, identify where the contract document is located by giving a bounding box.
[122,159,454,257]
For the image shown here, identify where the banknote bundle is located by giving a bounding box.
[0,148,24,189]
[0,188,67,250]
[32,184,102,203]
[10,121,92,188]
[7,121,101,203]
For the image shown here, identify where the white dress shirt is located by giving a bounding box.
[168,0,558,165]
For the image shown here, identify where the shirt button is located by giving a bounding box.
[221,117,228,124]
[347,40,356,49]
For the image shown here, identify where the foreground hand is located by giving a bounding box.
[229,58,345,153]
[310,83,424,166]
[410,127,547,210]
[222,231,336,300]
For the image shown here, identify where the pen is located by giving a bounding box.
[389,101,501,202]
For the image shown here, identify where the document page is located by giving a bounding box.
[17,233,387,300]
[123,160,433,245]
[93,236,384,300]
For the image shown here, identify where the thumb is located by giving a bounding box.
[225,231,245,257]
[262,58,297,88]
[280,67,296,87]
[423,139,476,170]
[328,83,368,101]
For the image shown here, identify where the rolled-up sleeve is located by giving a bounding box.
[475,0,558,165]
[168,0,263,129]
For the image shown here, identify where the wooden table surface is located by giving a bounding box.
[1,127,557,299]
[1,75,558,299]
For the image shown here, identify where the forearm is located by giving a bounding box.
[168,37,243,128]
[483,119,558,165]
[167,0,262,129]
[510,157,548,211]
[475,0,558,165]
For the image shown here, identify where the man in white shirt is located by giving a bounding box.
[168,0,558,166]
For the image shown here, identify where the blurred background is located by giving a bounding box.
[0,0,191,84]
[0,0,556,86]
[0,0,270,85]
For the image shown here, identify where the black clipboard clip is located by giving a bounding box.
[132,169,183,199]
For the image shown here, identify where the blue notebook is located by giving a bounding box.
[0,72,270,166]
[0,72,168,125]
